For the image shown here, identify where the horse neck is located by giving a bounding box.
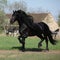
[17,13,33,28]
[21,14,33,25]
[17,18,23,27]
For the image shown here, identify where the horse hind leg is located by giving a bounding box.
[38,39,44,48]
[37,35,44,48]
[45,36,49,51]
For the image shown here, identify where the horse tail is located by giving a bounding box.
[54,29,59,32]
[48,34,57,45]
[51,29,59,35]
[47,28,57,45]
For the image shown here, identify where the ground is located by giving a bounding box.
[0,50,60,60]
[0,50,60,55]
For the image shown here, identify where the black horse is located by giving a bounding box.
[10,10,57,51]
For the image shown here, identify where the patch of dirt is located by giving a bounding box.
[0,50,60,58]
[0,50,60,54]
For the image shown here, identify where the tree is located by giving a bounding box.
[8,1,27,13]
[0,10,6,32]
[0,0,7,11]
[28,7,49,13]
[0,0,7,33]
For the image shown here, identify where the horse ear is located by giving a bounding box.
[13,10,17,13]
[13,10,14,13]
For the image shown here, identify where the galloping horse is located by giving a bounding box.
[10,10,57,51]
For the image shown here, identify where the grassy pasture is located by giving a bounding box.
[0,36,60,50]
[0,36,60,60]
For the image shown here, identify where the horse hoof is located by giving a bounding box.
[22,49,25,52]
[44,49,49,52]
[38,44,42,48]
[46,49,49,51]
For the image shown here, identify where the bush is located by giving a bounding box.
[58,14,60,26]
[0,10,6,33]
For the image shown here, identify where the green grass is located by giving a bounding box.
[0,36,60,50]
[0,36,20,50]
[0,36,60,60]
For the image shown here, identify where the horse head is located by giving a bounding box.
[10,10,27,24]
[10,10,34,29]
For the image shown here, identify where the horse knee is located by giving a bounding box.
[18,36,23,43]
[18,36,25,44]
[38,43,42,48]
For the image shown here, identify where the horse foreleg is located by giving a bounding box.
[18,36,25,51]
[45,37,49,51]
[21,37,25,52]
[18,36,23,44]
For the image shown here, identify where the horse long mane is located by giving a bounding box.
[17,10,34,23]
[27,15,34,22]
[17,10,35,29]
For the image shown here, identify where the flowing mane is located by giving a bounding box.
[18,10,34,23]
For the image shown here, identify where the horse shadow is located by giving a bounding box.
[11,46,46,52]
